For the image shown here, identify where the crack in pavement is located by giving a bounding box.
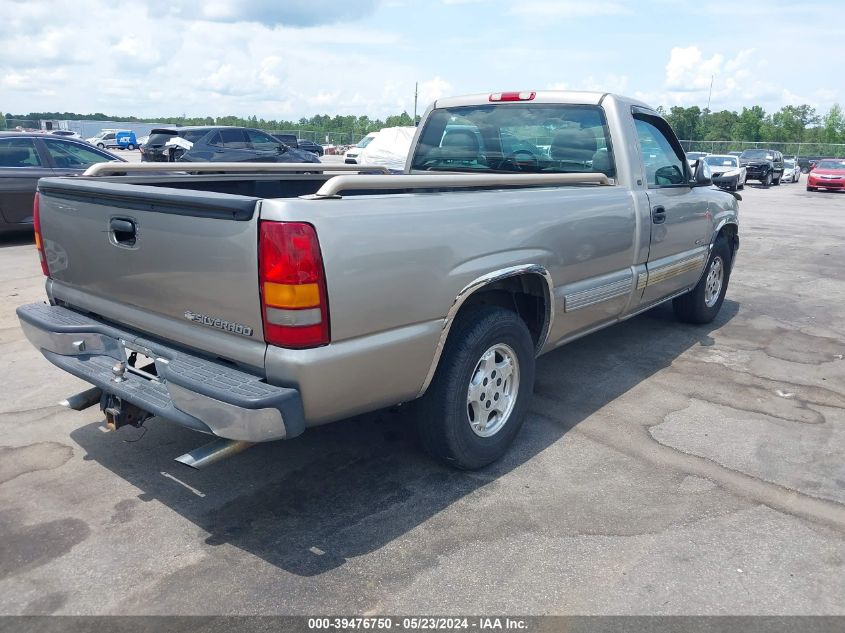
[531,393,845,533]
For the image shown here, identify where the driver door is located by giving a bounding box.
[245,129,286,162]
[632,111,712,305]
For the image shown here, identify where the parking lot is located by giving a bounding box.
[1,181,843,615]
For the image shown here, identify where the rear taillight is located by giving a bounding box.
[33,192,49,277]
[259,221,329,348]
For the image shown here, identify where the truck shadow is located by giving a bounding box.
[70,299,739,577]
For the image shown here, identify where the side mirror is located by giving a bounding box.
[693,159,712,186]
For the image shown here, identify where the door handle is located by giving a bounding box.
[110,218,136,245]
[652,205,666,224]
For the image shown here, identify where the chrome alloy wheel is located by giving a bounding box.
[467,343,520,437]
[704,256,724,308]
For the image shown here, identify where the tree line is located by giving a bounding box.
[1,110,418,144]
[4,103,845,149]
[659,104,844,148]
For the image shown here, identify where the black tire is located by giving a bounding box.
[773,175,781,185]
[97,143,105,149]
[762,171,772,186]
[415,305,535,470]
[127,144,135,150]
[673,236,732,324]
[807,186,816,192]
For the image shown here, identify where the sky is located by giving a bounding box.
[1,0,842,120]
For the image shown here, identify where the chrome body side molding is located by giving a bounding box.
[564,277,633,312]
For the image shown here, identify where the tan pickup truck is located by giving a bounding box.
[18,90,738,469]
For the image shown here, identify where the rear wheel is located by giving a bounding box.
[127,144,135,150]
[97,143,105,149]
[415,305,535,470]
[673,236,732,324]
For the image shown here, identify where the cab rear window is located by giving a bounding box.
[411,104,615,177]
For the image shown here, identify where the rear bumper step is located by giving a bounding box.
[17,303,305,442]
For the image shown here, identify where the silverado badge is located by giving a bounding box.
[184,310,254,337]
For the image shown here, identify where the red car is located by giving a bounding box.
[807,158,845,191]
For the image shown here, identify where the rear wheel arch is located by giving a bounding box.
[417,266,553,398]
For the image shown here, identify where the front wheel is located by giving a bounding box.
[763,172,773,186]
[673,236,732,324]
[97,143,105,149]
[415,305,535,469]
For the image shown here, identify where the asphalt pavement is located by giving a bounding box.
[0,178,843,615]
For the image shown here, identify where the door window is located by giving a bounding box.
[209,129,249,149]
[633,115,688,187]
[44,139,114,169]
[0,138,43,167]
[245,129,281,151]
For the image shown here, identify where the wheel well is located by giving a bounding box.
[717,223,739,262]
[458,273,550,351]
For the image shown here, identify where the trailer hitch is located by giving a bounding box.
[101,393,152,431]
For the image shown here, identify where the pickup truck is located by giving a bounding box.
[17,90,739,470]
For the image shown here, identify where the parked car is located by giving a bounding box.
[685,151,708,168]
[0,132,123,232]
[806,158,845,191]
[797,156,822,173]
[296,139,325,156]
[781,159,801,183]
[268,134,323,156]
[50,130,82,140]
[704,154,746,191]
[271,133,299,147]
[141,126,320,164]
[344,132,379,163]
[85,130,119,149]
[739,149,784,185]
[17,90,738,471]
[727,151,742,157]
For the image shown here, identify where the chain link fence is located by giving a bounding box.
[680,139,845,158]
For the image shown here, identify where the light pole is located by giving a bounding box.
[706,75,714,112]
[414,82,419,124]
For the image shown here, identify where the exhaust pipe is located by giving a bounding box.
[60,386,103,411]
[175,438,253,469]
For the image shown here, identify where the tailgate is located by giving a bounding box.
[37,177,266,370]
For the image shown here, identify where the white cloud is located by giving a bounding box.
[419,76,453,104]
[0,0,419,119]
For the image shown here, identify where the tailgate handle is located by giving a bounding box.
[110,218,137,245]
